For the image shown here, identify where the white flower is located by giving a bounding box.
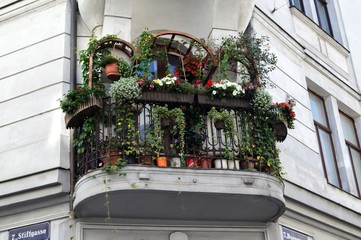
[232,90,237,96]
[212,90,217,95]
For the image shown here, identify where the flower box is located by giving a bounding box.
[64,94,103,128]
[137,91,195,104]
[196,94,250,109]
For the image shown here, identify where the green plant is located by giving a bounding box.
[153,105,186,155]
[174,54,205,84]
[73,117,95,155]
[100,55,119,67]
[272,99,296,129]
[251,89,273,114]
[118,59,133,78]
[203,79,244,98]
[79,34,118,86]
[114,103,142,159]
[138,74,198,94]
[207,107,236,138]
[109,76,141,103]
[182,105,205,154]
[132,29,155,80]
[60,85,105,114]
[221,33,277,88]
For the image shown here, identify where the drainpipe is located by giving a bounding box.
[69,0,78,214]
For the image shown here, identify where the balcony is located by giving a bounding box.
[63,30,292,223]
[72,97,286,223]
[73,166,285,223]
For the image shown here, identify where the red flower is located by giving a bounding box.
[205,80,213,88]
[176,79,181,85]
[181,106,187,111]
[290,111,296,117]
[76,87,80,91]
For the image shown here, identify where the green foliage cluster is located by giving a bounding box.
[60,85,105,114]
[220,33,277,87]
[109,76,141,103]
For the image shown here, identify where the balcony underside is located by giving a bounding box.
[73,166,285,223]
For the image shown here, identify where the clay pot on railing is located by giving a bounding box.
[156,156,167,167]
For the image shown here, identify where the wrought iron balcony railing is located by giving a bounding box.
[74,95,281,179]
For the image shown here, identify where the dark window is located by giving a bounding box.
[314,0,333,36]
[340,112,361,197]
[290,0,305,12]
[309,91,341,188]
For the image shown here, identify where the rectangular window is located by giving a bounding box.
[309,91,341,187]
[289,0,305,12]
[340,112,361,197]
[314,0,333,36]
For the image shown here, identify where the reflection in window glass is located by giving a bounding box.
[351,148,361,192]
[319,129,340,187]
[314,0,333,36]
[290,0,305,12]
[340,113,358,145]
[309,92,328,126]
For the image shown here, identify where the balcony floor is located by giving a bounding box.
[73,166,285,223]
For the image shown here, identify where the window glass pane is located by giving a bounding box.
[340,113,358,145]
[319,129,340,187]
[351,148,361,191]
[290,0,304,12]
[309,92,328,126]
[315,0,332,35]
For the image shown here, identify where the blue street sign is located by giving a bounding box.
[9,222,50,240]
[282,226,308,240]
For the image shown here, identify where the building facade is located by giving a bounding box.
[0,0,361,239]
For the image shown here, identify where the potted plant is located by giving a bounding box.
[109,76,141,103]
[137,75,197,104]
[207,107,236,135]
[101,55,120,81]
[100,136,121,166]
[239,134,256,170]
[60,84,105,128]
[153,105,186,158]
[132,29,155,80]
[220,33,277,88]
[271,99,296,141]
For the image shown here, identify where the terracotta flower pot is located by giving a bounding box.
[200,155,212,169]
[100,148,120,166]
[240,157,256,170]
[186,156,198,168]
[105,62,120,81]
[140,153,153,165]
[156,156,167,167]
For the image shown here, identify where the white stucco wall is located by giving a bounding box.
[0,0,71,227]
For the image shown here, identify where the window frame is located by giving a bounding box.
[314,0,333,36]
[309,91,342,188]
[289,0,305,13]
[340,112,361,197]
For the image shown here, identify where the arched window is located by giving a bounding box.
[149,30,217,85]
